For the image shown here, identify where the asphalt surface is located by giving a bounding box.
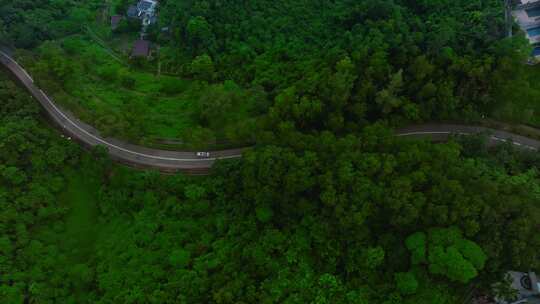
[0,51,245,174]
[397,124,540,151]
[1,51,539,174]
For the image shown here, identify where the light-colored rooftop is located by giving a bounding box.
[502,272,540,304]
[513,2,540,44]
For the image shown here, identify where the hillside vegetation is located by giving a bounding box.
[2,0,540,145]
[0,1,539,303]
[1,67,540,303]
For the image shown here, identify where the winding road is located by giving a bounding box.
[0,50,245,174]
[1,50,539,174]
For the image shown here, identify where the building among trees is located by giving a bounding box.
[131,39,150,58]
[513,0,540,61]
[110,15,122,30]
[495,271,540,304]
[126,0,158,26]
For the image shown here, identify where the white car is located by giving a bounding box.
[196,152,210,158]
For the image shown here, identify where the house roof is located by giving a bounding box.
[127,5,138,18]
[517,0,540,10]
[132,40,150,57]
[111,15,122,28]
[138,0,154,11]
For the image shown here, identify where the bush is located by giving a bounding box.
[62,37,86,55]
[114,18,141,34]
[190,54,214,82]
[394,272,418,295]
[159,77,187,94]
[120,73,136,88]
[97,65,119,82]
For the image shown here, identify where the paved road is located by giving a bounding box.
[1,51,538,174]
[0,51,245,174]
[397,124,540,151]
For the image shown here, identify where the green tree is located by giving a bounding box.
[406,227,487,284]
[186,16,215,53]
[405,232,427,265]
[190,54,215,82]
[394,272,418,295]
[169,249,191,268]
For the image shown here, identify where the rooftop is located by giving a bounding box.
[502,272,540,304]
[138,1,154,11]
[111,15,122,28]
[137,0,158,14]
[517,0,540,10]
[132,40,150,57]
[127,5,138,18]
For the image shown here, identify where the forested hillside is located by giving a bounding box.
[0,0,100,48]
[2,0,540,144]
[1,73,539,302]
[1,0,540,303]
[157,0,536,126]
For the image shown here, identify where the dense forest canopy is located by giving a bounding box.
[0,0,100,48]
[155,0,532,123]
[0,71,539,303]
[2,0,539,142]
[0,0,540,303]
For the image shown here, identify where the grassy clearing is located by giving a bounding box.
[61,61,199,139]
[20,33,258,148]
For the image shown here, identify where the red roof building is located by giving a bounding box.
[132,40,150,57]
[111,15,122,29]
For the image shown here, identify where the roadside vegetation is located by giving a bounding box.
[492,63,540,127]
[16,37,259,148]
[2,0,540,146]
[1,72,539,303]
[1,0,540,303]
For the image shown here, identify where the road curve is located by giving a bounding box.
[397,124,540,151]
[1,51,539,174]
[0,50,245,174]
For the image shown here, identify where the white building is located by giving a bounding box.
[127,0,158,26]
[514,0,540,43]
[496,271,540,304]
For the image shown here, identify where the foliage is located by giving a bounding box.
[4,0,540,145]
[1,69,540,303]
[154,0,535,128]
[2,1,540,303]
[424,227,487,284]
[394,272,418,295]
[0,0,100,48]
[17,37,259,146]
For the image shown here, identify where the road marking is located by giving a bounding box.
[492,136,537,150]
[397,131,465,136]
[0,51,242,163]
[2,51,537,167]
[38,87,241,161]
[1,52,34,82]
[399,131,538,150]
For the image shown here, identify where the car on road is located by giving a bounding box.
[196,152,210,158]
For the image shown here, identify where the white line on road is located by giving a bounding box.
[0,51,241,163]
[39,87,241,161]
[399,131,537,150]
[2,50,537,167]
[397,131,467,136]
[1,52,34,82]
